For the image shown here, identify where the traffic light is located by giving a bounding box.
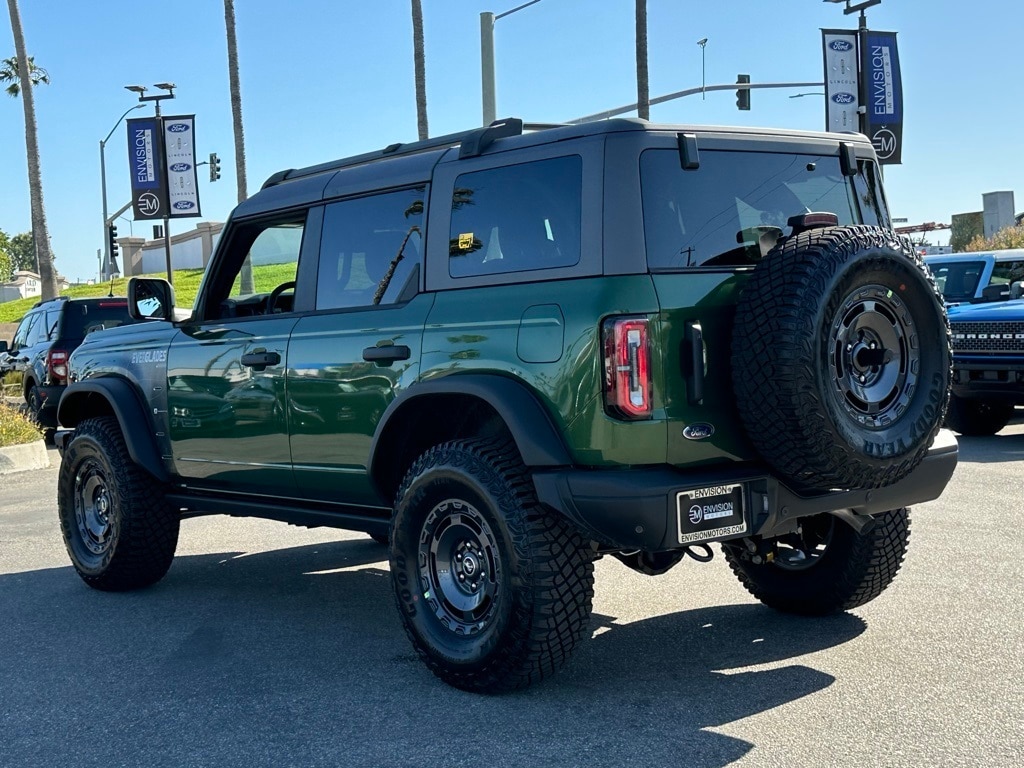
[108,223,119,261]
[736,74,751,111]
[209,152,221,182]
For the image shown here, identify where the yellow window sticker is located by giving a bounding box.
[458,232,474,251]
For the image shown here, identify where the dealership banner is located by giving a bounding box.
[821,30,860,133]
[162,115,202,218]
[862,31,903,165]
[126,117,167,220]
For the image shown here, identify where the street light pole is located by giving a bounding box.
[697,38,708,100]
[480,0,544,126]
[100,103,144,282]
[125,83,176,284]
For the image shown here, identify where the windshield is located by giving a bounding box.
[925,260,986,302]
[641,149,888,270]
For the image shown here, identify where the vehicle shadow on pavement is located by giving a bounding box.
[0,539,865,768]
[952,431,1024,464]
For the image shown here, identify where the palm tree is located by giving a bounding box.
[411,0,428,140]
[223,0,254,293]
[4,0,57,300]
[635,0,649,120]
[0,54,46,95]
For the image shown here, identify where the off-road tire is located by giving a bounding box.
[732,225,951,493]
[390,436,594,693]
[26,385,54,442]
[944,395,1014,436]
[722,508,911,615]
[57,416,179,591]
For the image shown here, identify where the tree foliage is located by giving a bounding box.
[0,230,11,281]
[0,229,39,281]
[964,224,1024,253]
[0,54,47,97]
[950,212,984,252]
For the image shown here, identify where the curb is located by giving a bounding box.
[0,440,51,475]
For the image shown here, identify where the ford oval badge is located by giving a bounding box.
[172,200,195,210]
[169,162,192,172]
[831,92,856,105]
[683,423,715,441]
[167,123,190,133]
[830,40,853,52]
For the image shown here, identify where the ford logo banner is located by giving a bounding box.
[831,92,856,105]
[830,40,853,52]
[169,163,192,173]
[167,123,190,133]
[172,201,196,210]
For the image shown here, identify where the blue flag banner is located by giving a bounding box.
[126,117,168,219]
[862,30,903,165]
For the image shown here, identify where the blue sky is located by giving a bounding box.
[2,0,1021,282]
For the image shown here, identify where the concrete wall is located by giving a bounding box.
[119,221,224,277]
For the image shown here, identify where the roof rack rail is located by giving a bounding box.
[261,117,550,190]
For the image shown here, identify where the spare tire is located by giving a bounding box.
[731,225,951,493]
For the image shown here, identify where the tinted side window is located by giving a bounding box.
[641,149,880,269]
[25,312,48,346]
[316,187,425,311]
[449,156,582,277]
[13,312,38,348]
[990,261,1024,287]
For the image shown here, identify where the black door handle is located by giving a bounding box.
[241,350,281,371]
[362,344,411,366]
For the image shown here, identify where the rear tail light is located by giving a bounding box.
[602,316,653,420]
[47,349,69,384]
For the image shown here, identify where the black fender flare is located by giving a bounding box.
[369,374,572,487]
[57,378,169,482]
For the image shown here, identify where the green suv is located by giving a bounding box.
[55,118,957,692]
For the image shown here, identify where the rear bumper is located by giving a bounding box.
[533,429,959,551]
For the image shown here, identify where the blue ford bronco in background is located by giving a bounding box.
[945,299,1024,435]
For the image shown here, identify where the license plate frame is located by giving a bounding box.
[676,483,747,545]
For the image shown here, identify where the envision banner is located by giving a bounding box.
[162,115,202,218]
[126,117,167,220]
[821,30,860,134]
[862,31,903,165]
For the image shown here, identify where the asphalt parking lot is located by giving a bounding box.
[2,424,1022,768]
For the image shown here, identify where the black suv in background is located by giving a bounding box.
[0,296,139,431]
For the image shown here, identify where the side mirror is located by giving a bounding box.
[129,277,176,321]
[0,340,7,353]
[980,284,1007,302]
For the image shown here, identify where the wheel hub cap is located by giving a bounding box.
[828,285,918,428]
[418,499,500,636]
[74,461,115,557]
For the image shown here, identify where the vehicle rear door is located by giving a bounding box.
[287,185,430,507]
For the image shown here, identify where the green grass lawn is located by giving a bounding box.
[0,264,295,325]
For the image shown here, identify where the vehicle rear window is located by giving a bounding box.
[60,301,135,338]
[641,149,888,269]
